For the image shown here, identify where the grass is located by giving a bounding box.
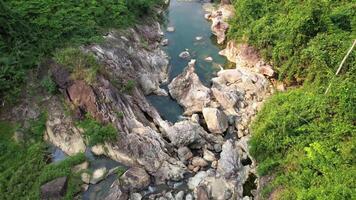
[0,116,87,200]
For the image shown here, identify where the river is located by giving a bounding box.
[147,0,228,122]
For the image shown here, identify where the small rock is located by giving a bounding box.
[203,149,216,162]
[179,51,190,59]
[40,176,68,200]
[130,193,143,200]
[91,145,105,156]
[178,147,193,162]
[188,165,195,171]
[204,57,213,62]
[185,193,193,200]
[81,172,91,184]
[193,166,200,173]
[90,167,107,184]
[191,114,200,124]
[196,36,203,41]
[175,191,185,200]
[81,184,89,192]
[204,13,211,20]
[214,144,222,153]
[161,39,169,46]
[211,160,218,169]
[167,26,175,32]
[72,161,89,173]
[192,157,208,167]
[120,167,151,191]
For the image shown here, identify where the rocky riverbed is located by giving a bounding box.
[35,1,277,199]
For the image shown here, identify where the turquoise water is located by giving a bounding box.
[148,0,228,122]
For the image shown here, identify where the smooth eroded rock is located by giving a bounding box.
[120,167,151,191]
[40,176,68,200]
[202,107,228,134]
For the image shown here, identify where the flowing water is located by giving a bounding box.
[147,0,228,122]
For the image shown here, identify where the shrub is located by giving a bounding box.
[78,118,118,146]
[228,0,356,84]
[54,48,100,84]
[0,118,86,199]
[250,77,356,199]
[41,75,57,94]
[121,80,136,94]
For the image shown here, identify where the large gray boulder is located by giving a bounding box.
[202,107,228,134]
[168,60,211,115]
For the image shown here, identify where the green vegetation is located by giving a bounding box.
[121,80,136,93]
[250,78,355,199]
[116,166,127,178]
[0,0,164,103]
[229,0,356,199]
[78,118,118,146]
[54,48,100,84]
[41,75,57,94]
[229,0,355,84]
[0,118,86,200]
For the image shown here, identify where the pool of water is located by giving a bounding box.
[147,0,228,123]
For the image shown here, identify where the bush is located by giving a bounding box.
[0,118,86,200]
[228,0,356,84]
[78,118,118,146]
[54,48,100,84]
[41,75,57,94]
[250,77,356,199]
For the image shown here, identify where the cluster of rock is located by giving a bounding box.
[41,1,275,200]
[203,3,235,44]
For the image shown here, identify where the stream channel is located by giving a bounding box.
[51,1,229,199]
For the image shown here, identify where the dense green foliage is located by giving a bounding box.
[78,118,118,146]
[0,118,86,199]
[0,0,163,103]
[229,0,356,199]
[250,78,355,199]
[229,0,356,83]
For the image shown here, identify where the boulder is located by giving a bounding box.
[188,171,208,190]
[191,157,209,168]
[177,147,193,162]
[161,38,169,46]
[203,149,216,162]
[44,97,86,156]
[175,191,185,200]
[204,56,213,62]
[211,19,229,44]
[167,26,175,32]
[90,167,107,184]
[196,36,203,41]
[179,51,190,59]
[120,167,151,191]
[217,140,240,177]
[40,177,68,200]
[202,108,228,134]
[168,60,211,115]
[105,180,128,200]
[165,120,205,147]
[197,185,209,200]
